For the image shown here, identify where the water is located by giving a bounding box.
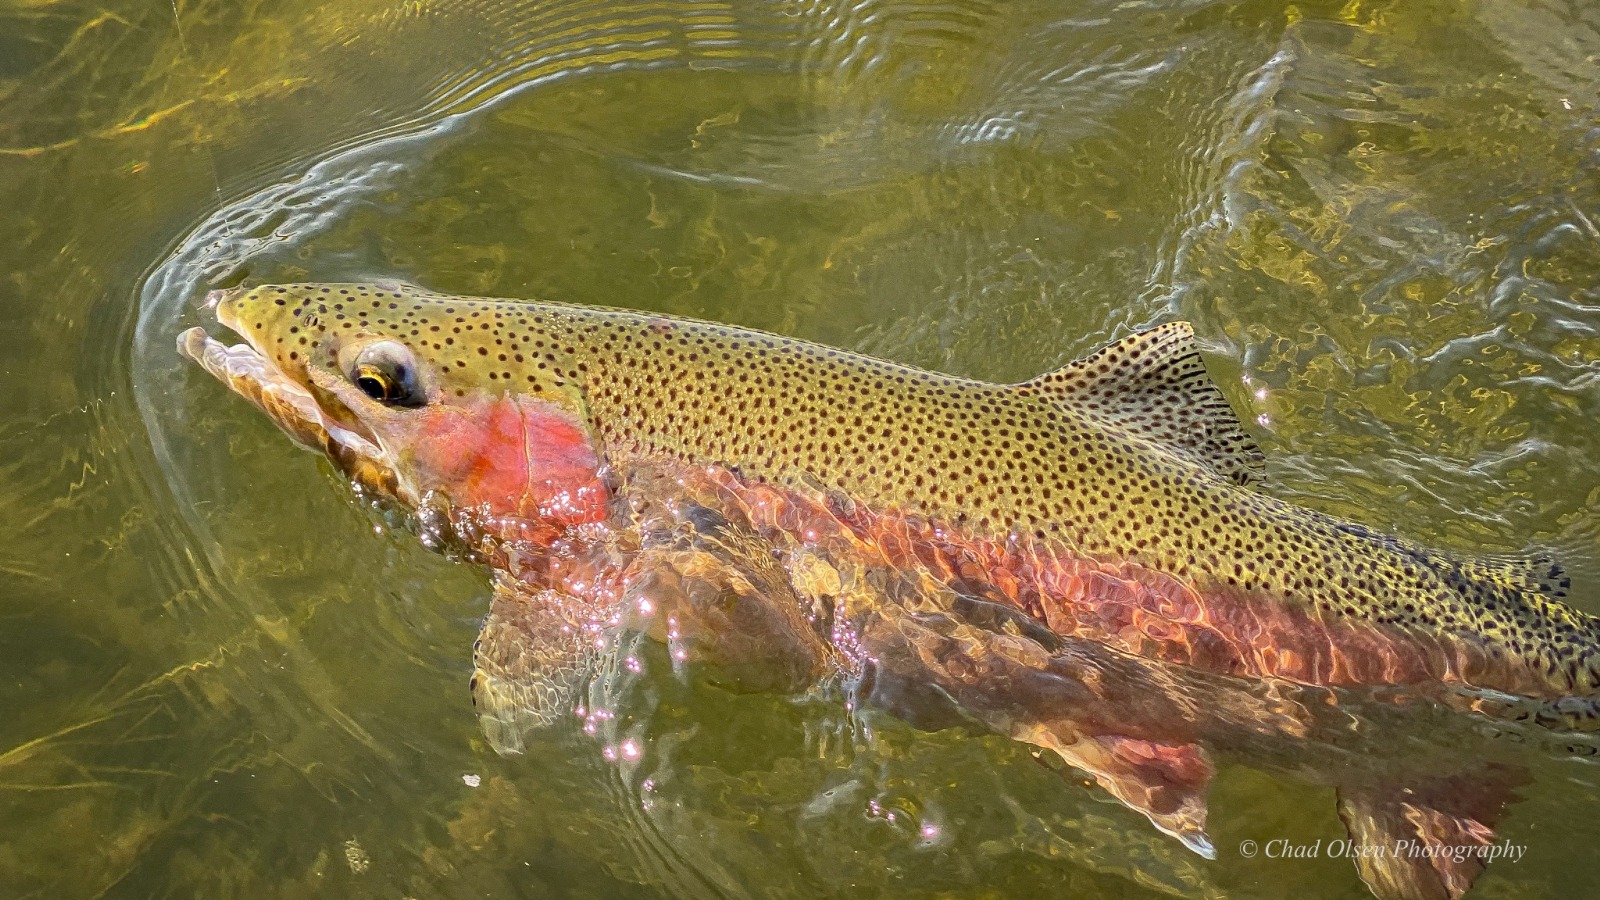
[2,0,1598,896]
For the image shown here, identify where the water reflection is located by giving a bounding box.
[0,0,1596,896]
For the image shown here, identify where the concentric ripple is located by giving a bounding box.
[0,0,1595,896]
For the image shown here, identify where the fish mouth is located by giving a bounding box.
[177,291,398,496]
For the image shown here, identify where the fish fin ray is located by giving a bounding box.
[1045,732,1217,858]
[1335,763,1529,900]
[470,580,598,755]
[1023,322,1264,485]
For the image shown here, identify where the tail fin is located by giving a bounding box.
[1335,763,1528,900]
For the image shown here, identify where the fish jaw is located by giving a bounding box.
[177,324,399,498]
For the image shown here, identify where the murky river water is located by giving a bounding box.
[3,0,1599,896]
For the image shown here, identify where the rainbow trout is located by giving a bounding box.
[181,283,1594,899]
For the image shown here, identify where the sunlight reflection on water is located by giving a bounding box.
[0,0,1596,896]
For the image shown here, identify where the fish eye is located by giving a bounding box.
[355,363,401,402]
[348,341,425,408]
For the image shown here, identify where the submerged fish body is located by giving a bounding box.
[181,282,1596,899]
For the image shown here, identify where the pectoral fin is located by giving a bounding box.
[470,579,604,755]
[1336,764,1529,900]
[1036,730,1217,859]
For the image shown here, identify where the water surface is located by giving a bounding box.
[2,0,1599,896]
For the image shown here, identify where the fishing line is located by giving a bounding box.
[167,0,231,243]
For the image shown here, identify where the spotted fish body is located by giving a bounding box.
[218,282,1593,709]
[181,282,1596,900]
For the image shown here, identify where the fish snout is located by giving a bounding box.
[204,286,249,326]
[198,285,246,313]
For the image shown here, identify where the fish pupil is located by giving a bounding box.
[357,370,395,402]
[352,352,425,407]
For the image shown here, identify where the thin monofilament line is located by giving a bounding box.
[168,0,228,234]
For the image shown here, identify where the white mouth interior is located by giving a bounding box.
[177,326,383,460]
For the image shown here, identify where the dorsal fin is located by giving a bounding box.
[1022,322,1265,485]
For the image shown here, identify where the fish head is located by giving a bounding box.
[179,283,609,541]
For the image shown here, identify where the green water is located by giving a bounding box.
[3,0,1599,896]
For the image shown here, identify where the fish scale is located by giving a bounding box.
[229,281,1598,706]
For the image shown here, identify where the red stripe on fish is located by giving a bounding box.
[661,463,1559,701]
